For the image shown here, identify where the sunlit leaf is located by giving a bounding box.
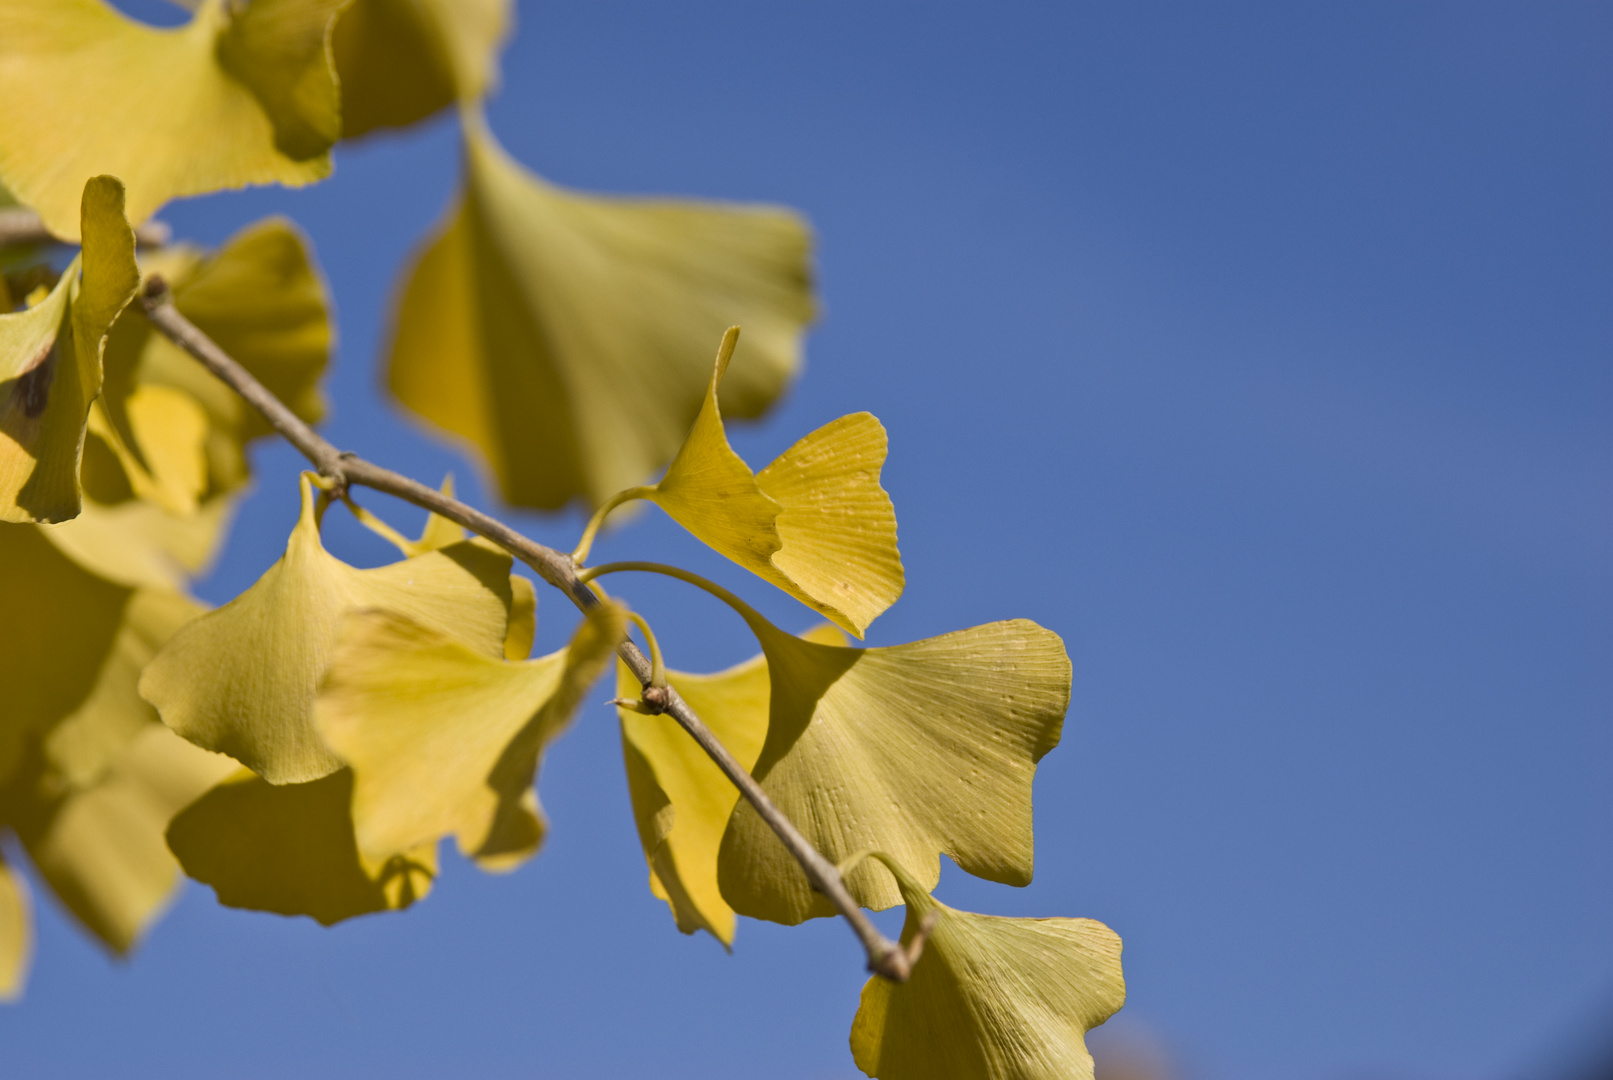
[315,602,627,871]
[712,599,1069,924]
[0,176,137,523]
[387,116,814,510]
[0,520,136,788]
[85,387,209,515]
[3,723,236,954]
[849,857,1125,1080]
[107,216,330,495]
[165,766,436,926]
[635,335,903,637]
[140,474,520,785]
[615,624,844,946]
[333,0,511,138]
[42,587,203,791]
[41,489,237,590]
[0,852,29,1002]
[0,0,344,240]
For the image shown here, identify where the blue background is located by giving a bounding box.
[4,3,1609,1078]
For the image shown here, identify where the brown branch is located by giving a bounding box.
[0,208,171,249]
[138,278,918,982]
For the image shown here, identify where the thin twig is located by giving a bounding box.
[138,279,917,982]
[0,208,171,249]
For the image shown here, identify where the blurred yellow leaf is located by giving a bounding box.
[629,332,903,637]
[140,474,520,785]
[388,117,813,510]
[849,857,1125,1080]
[315,602,626,871]
[0,0,344,239]
[165,766,435,925]
[41,489,237,591]
[1,176,137,523]
[709,597,1069,924]
[3,723,236,954]
[615,624,844,946]
[107,216,330,495]
[0,852,29,1002]
[333,0,511,138]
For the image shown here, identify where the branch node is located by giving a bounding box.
[640,684,673,714]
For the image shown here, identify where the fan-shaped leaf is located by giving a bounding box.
[3,723,236,954]
[712,602,1069,924]
[1,176,137,523]
[849,859,1125,1080]
[0,0,344,240]
[616,624,844,946]
[315,602,626,871]
[333,0,511,138]
[140,474,519,785]
[387,117,813,510]
[165,766,435,926]
[635,337,902,637]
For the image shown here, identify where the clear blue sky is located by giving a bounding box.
[4,4,1609,1078]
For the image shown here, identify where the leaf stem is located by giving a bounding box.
[138,282,919,982]
[570,485,654,566]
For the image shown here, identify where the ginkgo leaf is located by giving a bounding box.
[43,587,203,791]
[387,116,814,510]
[314,602,627,871]
[620,333,903,637]
[333,0,512,138]
[41,489,237,591]
[3,723,236,954]
[140,473,520,785]
[0,852,29,1002]
[0,519,137,788]
[165,766,436,926]
[696,588,1069,924]
[848,857,1126,1080]
[0,0,345,240]
[1,176,137,523]
[107,216,330,495]
[85,387,209,515]
[616,623,845,946]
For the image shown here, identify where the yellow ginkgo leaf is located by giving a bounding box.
[0,519,138,788]
[664,581,1069,924]
[165,766,436,926]
[848,856,1126,1080]
[0,852,30,1002]
[43,587,203,792]
[3,723,236,954]
[315,602,627,871]
[333,0,512,138]
[139,474,520,785]
[0,0,345,240]
[1,176,138,523]
[602,334,902,637]
[106,216,330,495]
[41,488,237,591]
[615,623,845,947]
[84,387,210,515]
[387,116,814,510]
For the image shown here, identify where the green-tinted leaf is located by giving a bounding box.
[387,117,813,510]
[140,474,519,785]
[615,624,844,946]
[0,852,29,1002]
[1,177,137,523]
[3,723,236,954]
[333,0,511,138]
[165,766,435,925]
[714,604,1069,924]
[849,861,1125,1080]
[315,602,626,871]
[0,0,342,239]
[640,341,903,637]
